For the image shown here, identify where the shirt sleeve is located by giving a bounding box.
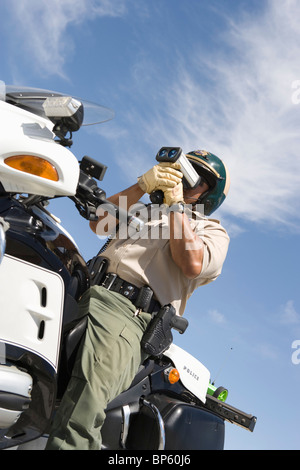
[194,218,230,282]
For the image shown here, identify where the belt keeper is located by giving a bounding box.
[134,286,153,312]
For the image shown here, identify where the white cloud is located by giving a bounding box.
[280,300,300,325]
[208,308,226,325]
[129,0,300,230]
[7,0,126,77]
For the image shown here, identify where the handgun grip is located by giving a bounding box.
[170,315,189,334]
[141,304,188,357]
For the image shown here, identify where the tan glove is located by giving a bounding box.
[161,181,184,206]
[138,162,182,194]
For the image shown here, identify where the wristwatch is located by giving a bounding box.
[170,202,185,213]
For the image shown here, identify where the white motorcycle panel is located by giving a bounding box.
[0,255,64,370]
[0,100,79,197]
[164,343,210,404]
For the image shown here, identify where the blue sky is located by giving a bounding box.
[1,0,300,450]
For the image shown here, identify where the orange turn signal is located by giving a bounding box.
[165,367,180,384]
[4,155,59,181]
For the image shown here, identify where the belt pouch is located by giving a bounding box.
[135,286,153,312]
[87,256,109,286]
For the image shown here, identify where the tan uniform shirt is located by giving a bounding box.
[102,205,229,316]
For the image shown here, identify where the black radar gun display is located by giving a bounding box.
[150,147,200,204]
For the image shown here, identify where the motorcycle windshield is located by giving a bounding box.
[0,81,114,126]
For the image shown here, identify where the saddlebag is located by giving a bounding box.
[126,393,225,450]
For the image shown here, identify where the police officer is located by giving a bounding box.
[46,150,230,450]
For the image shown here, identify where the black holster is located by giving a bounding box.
[141,304,188,357]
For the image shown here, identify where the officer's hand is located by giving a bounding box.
[138,162,182,194]
[161,181,184,206]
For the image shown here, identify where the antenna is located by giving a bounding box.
[212,347,233,385]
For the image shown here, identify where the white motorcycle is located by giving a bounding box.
[0,82,256,450]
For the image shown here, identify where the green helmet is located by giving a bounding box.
[186,150,230,215]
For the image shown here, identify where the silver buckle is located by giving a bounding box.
[102,273,117,290]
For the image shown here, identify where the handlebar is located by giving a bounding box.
[73,168,144,233]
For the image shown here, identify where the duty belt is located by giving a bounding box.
[102,273,160,314]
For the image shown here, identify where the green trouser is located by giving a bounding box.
[45,285,151,450]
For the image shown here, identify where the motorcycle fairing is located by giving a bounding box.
[163,343,210,403]
[0,100,79,198]
[0,254,64,371]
